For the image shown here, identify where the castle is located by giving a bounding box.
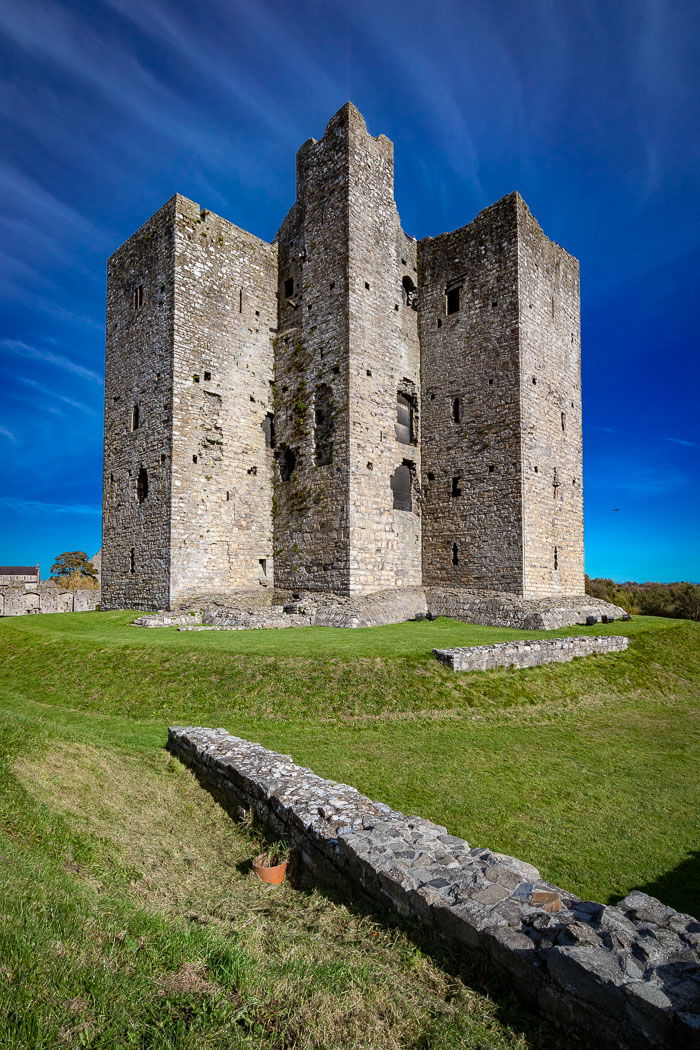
[102,103,588,621]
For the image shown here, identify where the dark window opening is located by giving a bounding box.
[250,395,255,402]
[367,461,373,470]
[329,281,335,290]
[332,365,340,375]
[532,376,537,385]
[314,384,333,466]
[395,391,416,445]
[437,318,442,328]
[239,289,243,313]
[366,369,372,377]
[554,546,558,570]
[262,412,276,449]
[446,286,460,314]
[488,378,494,385]
[561,411,566,431]
[204,371,211,381]
[259,558,267,580]
[192,455,198,464]
[451,543,459,565]
[133,286,143,310]
[534,465,538,473]
[427,471,435,481]
[365,281,370,290]
[226,491,230,501]
[391,463,412,511]
[136,466,148,503]
[395,303,399,311]
[276,445,296,482]
[130,404,139,431]
[553,471,560,499]
[255,309,260,316]
[247,465,257,475]
[160,454,166,464]
[193,374,200,383]
[488,465,495,473]
[284,277,294,298]
[451,397,462,423]
[402,275,417,310]
[451,476,461,497]
[130,548,135,574]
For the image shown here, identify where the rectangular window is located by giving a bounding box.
[451,476,461,497]
[284,278,294,298]
[130,404,139,431]
[446,286,460,314]
[133,286,143,310]
[395,392,415,445]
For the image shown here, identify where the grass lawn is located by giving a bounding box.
[0,610,698,1048]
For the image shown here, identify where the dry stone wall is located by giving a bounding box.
[168,727,700,1050]
[433,635,628,672]
[0,581,100,616]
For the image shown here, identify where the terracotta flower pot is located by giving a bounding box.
[252,854,288,885]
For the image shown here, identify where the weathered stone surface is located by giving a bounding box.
[0,580,100,617]
[167,727,700,1050]
[103,103,609,620]
[434,635,628,672]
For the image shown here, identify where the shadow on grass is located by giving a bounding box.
[634,850,700,920]
[181,752,560,1050]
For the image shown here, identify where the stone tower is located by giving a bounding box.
[102,103,584,612]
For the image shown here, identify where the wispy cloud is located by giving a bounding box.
[19,377,97,414]
[0,425,18,444]
[1,339,103,385]
[0,496,101,517]
[664,436,698,449]
[590,424,698,450]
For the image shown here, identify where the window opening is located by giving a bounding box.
[561,411,566,431]
[314,384,333,466]
[488,465,495,473]
[402,275,417,310]
[130,548,135,573]
[284,277,294,298]
[390,463,412,511]
[130,404,139,431]
[133,286,143,310]
[262,412,276,449]
[554,546,558,570]
[451,543,459,565]
[451,476,461,497]
[451,397,462,423]
[192,454,198,464]
[276,445,296,482]
[239,289,243,313]
[259,558,267,580]
[395,391,415,445]
[446,286,460,314]
[365,281,370,290]
[136,466,148,503]
[204,371,211,381]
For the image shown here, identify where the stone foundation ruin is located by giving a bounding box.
[168,727,700,1050]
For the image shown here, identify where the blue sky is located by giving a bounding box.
[0,0,698,583]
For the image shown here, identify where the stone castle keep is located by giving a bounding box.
[103,103,594,624]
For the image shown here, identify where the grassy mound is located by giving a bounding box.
[0,611,697,1048]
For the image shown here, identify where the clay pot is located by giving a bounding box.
[252,854,288,885]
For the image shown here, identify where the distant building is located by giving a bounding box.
[0,564,40,587]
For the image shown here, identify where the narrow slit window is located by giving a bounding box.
[554,546,558,570]
[561,411,566,431]
[284,278,294,298]
[451,397,462,423]
[133,286,143,310]
[239,289,243,313]
[136,466,148,503]
[262,412,276,449]
[130,548,135,574]
[395,391,415,445]
[451,476,461,497]
[446,286,460,314]
[130,404,139,431]
[451,543,459,565]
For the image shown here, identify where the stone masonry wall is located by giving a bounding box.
[419,195,523,592]
[168,727,700,1050]
[433,635,628,671]
[517,197,584,598]
[0,582,100,616]
[103,197,176,610]
[273,107,353,593]
[169,196,277,602]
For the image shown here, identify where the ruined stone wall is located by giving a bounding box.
[169,197,277,602]
[273,107,352,593]
[434,634,628,671]
[419,196,523,592]
[169,727,700,1050]
[346,108,422,594]
[103,197,176,610]
[0,582,100,616]
[517,198,584,598]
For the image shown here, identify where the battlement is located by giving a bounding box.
[102,104,584,612]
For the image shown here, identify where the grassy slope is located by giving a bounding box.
[0,611,698,1048]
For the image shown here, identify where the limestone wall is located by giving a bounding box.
[433,635,628,672]
[419,195,524,593]
[167,730,696,1050]
[0,582,100,616]
[168,728,700,1050]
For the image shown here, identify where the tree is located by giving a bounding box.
[51,551,98,586]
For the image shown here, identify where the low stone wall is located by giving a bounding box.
[434,635,629,672]
[426,588,628,630]
[167,727,700,1050]
[0,582,101,616]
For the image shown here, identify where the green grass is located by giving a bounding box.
[0,610,698,1048]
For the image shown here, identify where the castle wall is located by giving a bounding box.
[516,199,584,598]
[272,107,353,594]
[169,197,277,602]
[103,197,176,610]
[419,195,524,592]
[346,108,422,594]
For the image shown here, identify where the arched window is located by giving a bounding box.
[402,275,417,310]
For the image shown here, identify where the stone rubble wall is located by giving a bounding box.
[168,727,700,1050]
[0,581,101,616]
[427,587,628,629]
[434,635,628,672]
